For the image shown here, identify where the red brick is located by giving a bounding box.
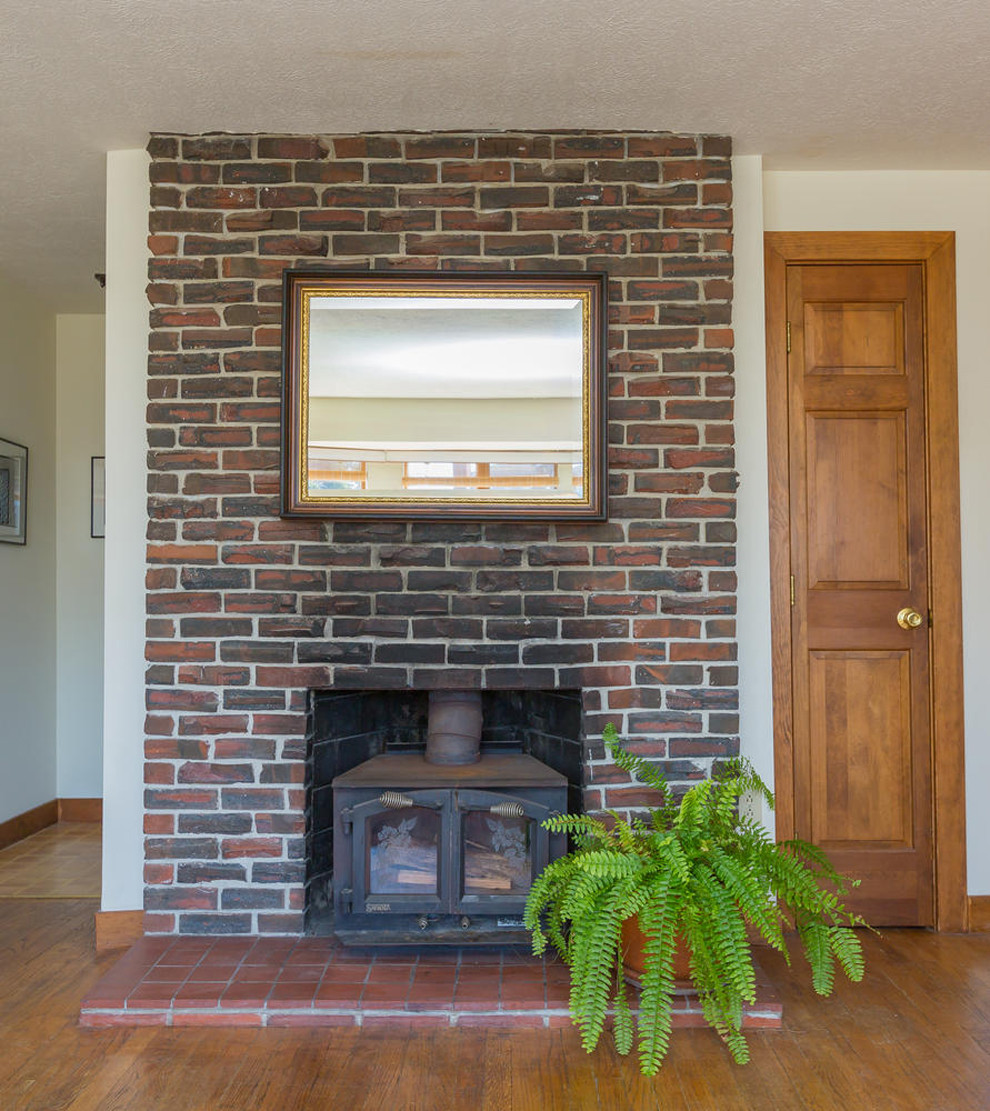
[258,137,329,160]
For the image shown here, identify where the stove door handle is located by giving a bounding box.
[378,791,442,811]
[489,801,526,818]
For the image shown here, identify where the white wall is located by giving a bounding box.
[734,168,990,895]
[731,156,775,834]
[0,277,57,824]
[101,150,149,911]
[55,315,105,799]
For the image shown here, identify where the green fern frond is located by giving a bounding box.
[524,727,869,1076]
[612,956,634,1057]
[603,724,674,803]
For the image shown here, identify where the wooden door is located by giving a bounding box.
[786,262,933,926]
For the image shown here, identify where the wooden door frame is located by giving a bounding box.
[764,231,968,932]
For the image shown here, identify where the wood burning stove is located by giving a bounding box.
[332,752,567,945]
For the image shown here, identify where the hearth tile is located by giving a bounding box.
[406,992,456,1012]
[188,963,238,982]
[452,988,500,1011]
[267,983,318,1008]
[164,942,213,959]
[321,964,369,984]
[411,966,457,985]
[126,986,182,1010]
[456,950,503,965]
[416,950,459,965]
[370,949,418,963]
[313,982,364,1005]
[277,965,324,983]
[79,1011,168,1028]
[126,938,173,962]
[208,938,256,957]
[456,967,501,985]
[143,965,190,983]
[500,950,542,965]
[500,986,547,1010]
[361,945,419,961]
[86,977,142,1000]
[545,982,570,1007]
[220,983,271,1008]
[171,1012,263,1027]
[501,964,544,980]
[81,987,130,1009]
[155,950,205,968]
[361,983,411,1008]
[172,983,228,1007]
[285,941,338,964]
[365,963,415,985]
[242,944,294,965]
[232,965,280,983]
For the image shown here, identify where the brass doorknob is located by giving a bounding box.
[897,607,924,630]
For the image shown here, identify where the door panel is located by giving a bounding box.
[787,262,933,927]
[808,650,912,846]
[804,302,903,375]
[806,413,908,588]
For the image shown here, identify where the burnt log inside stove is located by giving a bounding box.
[332,753,567,945]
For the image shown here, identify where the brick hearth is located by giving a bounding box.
[79,937,781,1030]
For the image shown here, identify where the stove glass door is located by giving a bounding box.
[454,789,552,912]
[368,806,443,896]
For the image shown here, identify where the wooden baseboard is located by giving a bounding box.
[0,799,58,852]
[968,896,990,932]
[57,798,103,823]
[95,910,145,952]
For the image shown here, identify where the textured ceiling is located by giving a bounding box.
[2,0,989,311]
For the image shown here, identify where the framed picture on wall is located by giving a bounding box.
[0,436,27,545]
[91,456,105,539]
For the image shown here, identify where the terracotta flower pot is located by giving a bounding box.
[620,916,692,989]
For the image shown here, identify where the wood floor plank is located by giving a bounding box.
[2,891,990,1109]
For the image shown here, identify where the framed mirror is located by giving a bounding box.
[281,270,607,519]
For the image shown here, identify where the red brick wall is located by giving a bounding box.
[143,131,737,934]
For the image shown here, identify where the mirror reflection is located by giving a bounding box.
[306,294,585,499]
[282,271,606,519]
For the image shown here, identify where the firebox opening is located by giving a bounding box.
[305,688,583,940]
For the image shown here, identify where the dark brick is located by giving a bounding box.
[479,186,549,209]
[554,185,622,207]
[178,913,253,934]
[182,137,252,161]
[259,137,329,160]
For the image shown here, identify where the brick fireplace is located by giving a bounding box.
[142,130,738,936]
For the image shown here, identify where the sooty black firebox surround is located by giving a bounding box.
[306,689,583,943]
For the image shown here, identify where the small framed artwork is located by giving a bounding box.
[0,437,27,545]
[91,456,106,539]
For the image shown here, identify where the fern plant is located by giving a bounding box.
[524,724,866,1075]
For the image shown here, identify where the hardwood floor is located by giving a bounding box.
[1,828,989,1108]
[0,821,101,898]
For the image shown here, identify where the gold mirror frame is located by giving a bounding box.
[280,270,608,520]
